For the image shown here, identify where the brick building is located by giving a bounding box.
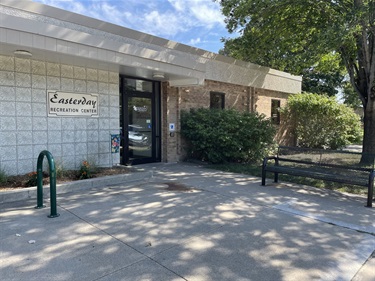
[0,0,301,175]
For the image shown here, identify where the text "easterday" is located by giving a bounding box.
[50,93,97,108]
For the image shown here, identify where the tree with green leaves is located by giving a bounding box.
[301,53,346,96]
[281,93,362,150]
[217,0,375,157]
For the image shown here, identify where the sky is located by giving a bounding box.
[32,0,233,54]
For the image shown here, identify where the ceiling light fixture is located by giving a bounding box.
[152,72,165,79]
[14,50,32,58]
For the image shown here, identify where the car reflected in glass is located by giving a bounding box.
[128,125,150,147]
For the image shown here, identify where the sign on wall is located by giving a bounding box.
[111,134,120,153]
[47,91,99,117]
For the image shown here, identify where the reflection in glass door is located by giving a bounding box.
[120,76,161,165]
[128,96,152,160]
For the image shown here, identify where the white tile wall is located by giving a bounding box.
[1,132,16,146]
[47,62,60,77]
[16,88,31,102]
[0,55,120,175]
[17,117,32,130]
[32,75,47,89]
[15,58,31,73]
[87,81,98,93]
[98,82,108,94]
[48,144,62,157]
[32,61,46,75]
[61,78,74,91]
[0,55,14,71]
[47,76,60,89]
[1,101,16,115]
[62,131,75,143]
[15,73,31,87]
[87,68,98,81]
[32,131,48,145]
[61,65,73,78]
[87,119,98,130]
[110,108,119,119]
[74,80,86,92]
[16,131,33,145]
[32,89,46,103]
[98,70,108,83]
[1,117,16,130]
[32,117,47,130]
[0,86,15,101]
[87,130,99,142]
[0,71,15,86]
[73,66,86,79]
[18,145,33,159]
[48,131,62,144]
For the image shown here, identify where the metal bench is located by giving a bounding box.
[261,146,375,207]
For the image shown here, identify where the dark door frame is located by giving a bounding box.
[119,75,161,165]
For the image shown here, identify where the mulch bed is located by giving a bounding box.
[0,166,131,190]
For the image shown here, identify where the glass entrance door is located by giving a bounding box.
[120,77,161,165]
[128,96,152,161]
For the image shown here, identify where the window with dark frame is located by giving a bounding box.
[271,99,281,125]
[210,92,225,109]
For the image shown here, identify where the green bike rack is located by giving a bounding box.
[35,150,60,218]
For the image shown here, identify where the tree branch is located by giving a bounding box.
[340,46,366,106]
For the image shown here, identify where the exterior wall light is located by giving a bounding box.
[152,72,165,79]
[14,50,32,58]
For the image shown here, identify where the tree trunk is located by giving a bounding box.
[361,98,375,165]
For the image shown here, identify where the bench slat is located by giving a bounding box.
[262,146,375,207]
[265,165,369,186]
[276,157,373,172]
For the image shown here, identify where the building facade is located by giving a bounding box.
[0,0,301,175]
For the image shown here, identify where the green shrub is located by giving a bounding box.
[281,93,362,149]
[55,161,66,179]
[44,160,66,179]
[78,160,95,180]
[25,171,38,187]
[180,108,276,163]
[0,168,8,184]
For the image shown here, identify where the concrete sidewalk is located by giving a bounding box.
[1,163,374,281]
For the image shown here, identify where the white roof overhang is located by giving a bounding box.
[0,0,301,92]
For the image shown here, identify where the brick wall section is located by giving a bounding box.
[0,55,120,175]
[254,88,289,117]
[162,82,180,162]
[176,80,251,112]
[162,79,291,162]
[205,80,250,112]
